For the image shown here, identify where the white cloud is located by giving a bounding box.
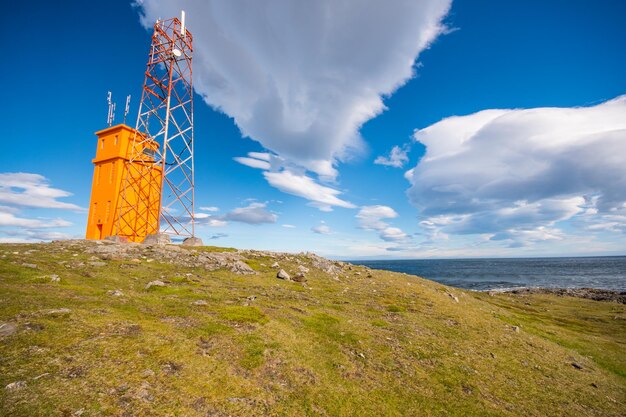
[233,156,271,170]
[199,206,220,212]
[0,211,72,228]
[0,173,78,243]
[406,95,626,247]
[374,144,410,168]
[264,170,355,211]
[222,202,277,224]
[379,227,408,242]
[0,173,83,211]
[311,223,332,235]
[356,205,409,242]
[206,219,227,227]
[137,0,452,197]
[357,205,398,230]
[234,152,355,211]
[282,224,296,228]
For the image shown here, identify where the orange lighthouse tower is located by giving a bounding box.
[85,124,162,242]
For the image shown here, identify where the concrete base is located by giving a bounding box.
[182,237,204,247]
[142,234,172,245]
[104,235,129,244]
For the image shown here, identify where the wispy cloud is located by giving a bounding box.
[199,206,220,212]
[311,222,332,235]
[234,152,355,211]
[0,173,78,242]
[374,144,410,168]
[356,205,408,242]
[0,173,83,211]
[222,202,277,225]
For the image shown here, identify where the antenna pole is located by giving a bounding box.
[123,95,131,124]
[181,10,186,38]
[106,91,114,127]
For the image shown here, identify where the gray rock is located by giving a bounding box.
[298,265,310,274]
[21,263,37,269]
[277,269,291,280]
[182,237,204,247]
[230,261,256,275]
[5,381,26,391]
[191,300,208,306]
[512,325,521,332]
[145,280,166,290]
[45,308,71,317]
[142,234,171,245]
[0,323,17,337]
[104,235,129,243]
[107,289,124,297]
[447,293,459,303]
[49,274,61,283]
[136,382,154,402]
[89,261,106,267]
[292,272,307,283]
[271,262,280,268]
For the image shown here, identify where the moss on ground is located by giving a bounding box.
[0,241,624,416]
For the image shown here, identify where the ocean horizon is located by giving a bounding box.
[349,255,626,292]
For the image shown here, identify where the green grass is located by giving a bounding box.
[220,306,268,324]
[0,241,624,416]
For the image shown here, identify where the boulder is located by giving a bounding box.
[292,272,307,283]
[182,237,204,247]
[145,280,166,290]
[230,261,256,275]
[142,234,171,245]
[0,323,17,337]
[104,235,129,243]
[5,381,26,391]
[271,262,280,268]
[447,293,459,303]
[277,269,291,280]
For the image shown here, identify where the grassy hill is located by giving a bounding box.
[0,240,624,416]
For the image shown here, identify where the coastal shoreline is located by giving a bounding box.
[487,287,626,304]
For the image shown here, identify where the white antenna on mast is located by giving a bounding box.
[181,10,186,38]
[106,91,116,127]
[123,95,131,124]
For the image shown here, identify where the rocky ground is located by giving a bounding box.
[0,240,624,416]
[499,287,626,304]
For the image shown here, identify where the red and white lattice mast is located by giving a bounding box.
[115,11,197,243]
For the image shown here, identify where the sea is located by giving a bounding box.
[349,256,626,292]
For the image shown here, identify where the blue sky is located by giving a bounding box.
[1,0,625,258]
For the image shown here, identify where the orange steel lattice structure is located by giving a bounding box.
[114,15,195,242]
[86,125,162,241]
